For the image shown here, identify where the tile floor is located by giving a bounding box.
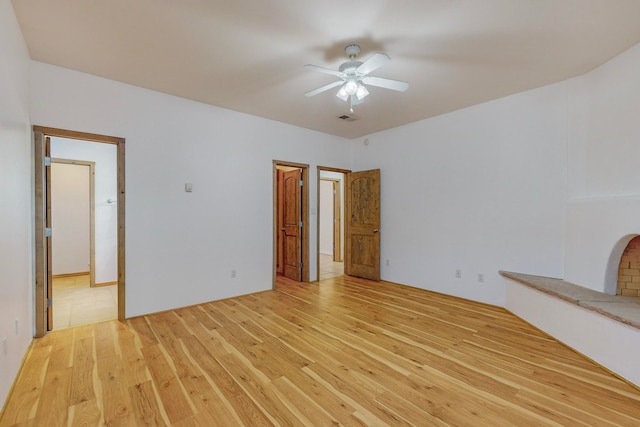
[319,253,344,280]
[52,274,118,330]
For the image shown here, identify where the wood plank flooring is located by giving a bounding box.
[2,275,640,426]
[52,274,118,330]
[319,254,344,280]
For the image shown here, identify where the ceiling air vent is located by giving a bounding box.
[338,114,357,122]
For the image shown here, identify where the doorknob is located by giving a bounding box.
[280,228,286,231]
[373,228,380,233]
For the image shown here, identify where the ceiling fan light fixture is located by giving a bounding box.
[336,86,349,101]
[344,79,359,96]
[356,84,369,100]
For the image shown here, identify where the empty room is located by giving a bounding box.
[2,1,640,425]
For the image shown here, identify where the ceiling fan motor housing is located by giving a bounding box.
[344,44,361,58]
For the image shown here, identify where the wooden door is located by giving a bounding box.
[45,137,53,330]
[282,169,302,281]
[345,169,380,281]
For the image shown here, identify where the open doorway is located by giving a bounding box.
[273,161,309,287]
[50,137,119,330]
[318,167,349,280]
[34,126,125,337]
[318,167,381,282]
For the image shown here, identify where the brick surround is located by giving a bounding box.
[617,235,640,297]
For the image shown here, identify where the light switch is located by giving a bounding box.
[185,183,193,192]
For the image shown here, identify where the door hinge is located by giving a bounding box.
[44,156,51,167]
[45,227,52,237]
[300,262,303,268]
[299,180,304,187]
[299,221,303,228]
[47,298,52,308]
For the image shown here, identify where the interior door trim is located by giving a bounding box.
[33,126,126,337]
[273,160,309,287]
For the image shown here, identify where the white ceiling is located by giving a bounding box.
[12,1,640,139]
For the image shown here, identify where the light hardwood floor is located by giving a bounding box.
[319,253,343,280]
[52,274,118,330]
[2,275,640,426]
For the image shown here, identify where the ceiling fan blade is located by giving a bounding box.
[304,64,344,77]
[356,53,390,75]
[362,76,409,92]
[305,80,344,97]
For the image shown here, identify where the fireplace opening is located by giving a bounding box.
[617,235,640,297]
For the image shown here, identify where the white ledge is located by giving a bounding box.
[500,270,640,330]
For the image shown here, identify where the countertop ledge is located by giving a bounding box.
[500,270,640,330]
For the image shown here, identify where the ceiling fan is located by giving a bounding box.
[305,44,409,112]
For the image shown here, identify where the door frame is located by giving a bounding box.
[51,158,97,287]
[273,160,309,287]
[34,126,126,337]
[317,166,350,281]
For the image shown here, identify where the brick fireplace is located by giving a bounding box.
[617,235,640,296]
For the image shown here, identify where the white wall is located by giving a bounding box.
[352,84,568,306]
[51,137,118,284]
[564,43,640,292]
[30,61,351,317]
[502,43,640,387]
[51,162,91,275]
[0,1,33,411]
